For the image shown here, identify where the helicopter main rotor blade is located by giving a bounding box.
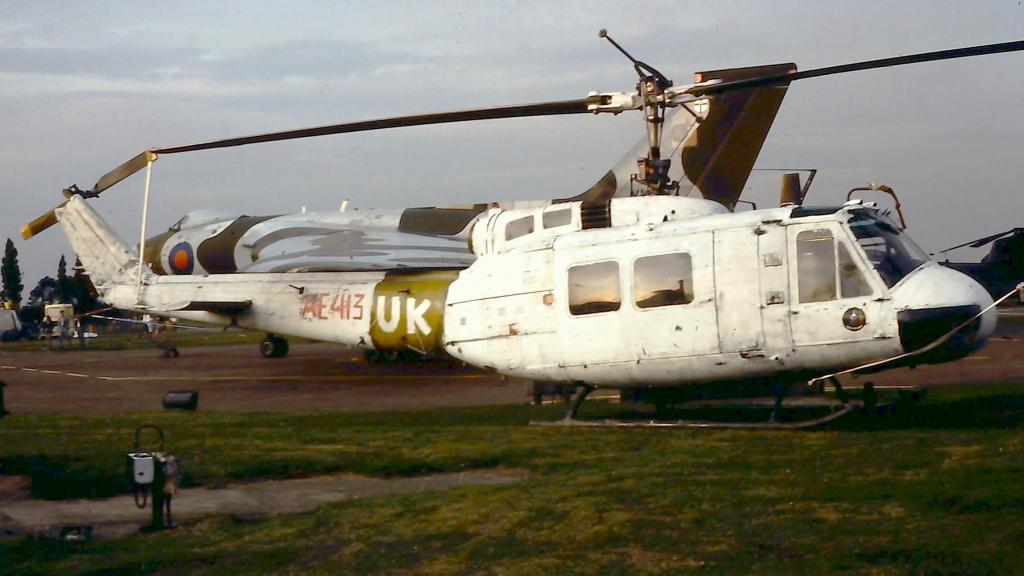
[21,99,591,239]
[153,98,591,154]
[91,151,159,195]
[689,39,1024,96]
[23,38,1024,241]
[937,227,1024,254]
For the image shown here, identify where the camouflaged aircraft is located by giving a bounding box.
[24,35,1024,423]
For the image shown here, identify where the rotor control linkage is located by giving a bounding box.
[61,184,100,200]
[599,29,675,196]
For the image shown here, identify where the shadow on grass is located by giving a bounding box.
[826,392,1024,431]
[564,385,1024,432]
[1,454,125,500]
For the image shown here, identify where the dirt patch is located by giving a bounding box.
[0,469,528,540]
[0,475,30,501]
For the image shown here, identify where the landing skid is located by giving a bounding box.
[530,381,924,430]
[533,401,856,430]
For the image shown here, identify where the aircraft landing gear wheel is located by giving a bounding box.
[364,349,400,364]
[260,335,289,358]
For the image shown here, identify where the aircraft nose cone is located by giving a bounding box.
[891,263,995,363]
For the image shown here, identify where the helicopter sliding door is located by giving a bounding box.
[625,232,718,362]
[555,247,629,370]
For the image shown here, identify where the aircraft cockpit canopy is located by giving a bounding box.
[170,209,240,232]
[846,210,929,287]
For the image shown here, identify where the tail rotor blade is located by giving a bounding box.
[22,150,159,239]
[21,204,63,240]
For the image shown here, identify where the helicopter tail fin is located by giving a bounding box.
[680,63,796,210]
[56,195,138,289]
[572,63,796,210]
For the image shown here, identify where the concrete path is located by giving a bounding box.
[0,469,526,539]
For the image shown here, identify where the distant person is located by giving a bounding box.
[41,316,54,349]
[76,317,86,349]
[58,311,71,350]
[162,455,180,526]
[144,314,157,338]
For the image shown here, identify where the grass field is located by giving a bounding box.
[2,382,1023,575]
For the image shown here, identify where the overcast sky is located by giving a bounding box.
[2,1,1023,289]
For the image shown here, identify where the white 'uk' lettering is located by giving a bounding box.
[374,296,433,334]
[407,298,432,335]
[376,295,401,332]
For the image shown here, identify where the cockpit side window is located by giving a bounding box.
[847,212,928,287]
[837,242,873,298]
[797,229,837,303]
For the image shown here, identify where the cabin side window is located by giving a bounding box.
[568,261,621,315]
[797,229,838,303]
[634,253,694,309]
[505,215,535,241]
[542,208,572,229]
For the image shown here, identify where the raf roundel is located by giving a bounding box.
[168,242,195,275]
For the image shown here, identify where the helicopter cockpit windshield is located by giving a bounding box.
[847,210,929,288]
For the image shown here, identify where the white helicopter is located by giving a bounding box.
[25,34,1023,423]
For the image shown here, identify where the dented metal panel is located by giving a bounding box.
[714,227,764,353]
[757,222,793,356]
[445,251,557,371]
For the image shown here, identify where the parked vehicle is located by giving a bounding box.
[0,309,22,341]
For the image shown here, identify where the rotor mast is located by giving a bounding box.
[599,29,676,196]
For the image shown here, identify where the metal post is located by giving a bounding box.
[136,155,155,306]
[150,455,165,530]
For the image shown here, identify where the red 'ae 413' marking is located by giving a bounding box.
[301,292,365,320]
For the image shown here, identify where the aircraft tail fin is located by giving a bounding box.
[570,63,796,210]
[56,196,138,289]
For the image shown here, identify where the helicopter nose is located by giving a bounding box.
[890,263,995,363]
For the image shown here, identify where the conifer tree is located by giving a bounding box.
[1,238,23,305]
[56,255,69,303]
[73,257,98,311]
